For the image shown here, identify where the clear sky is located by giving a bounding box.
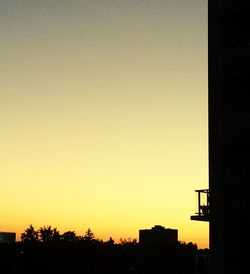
[0,0,208,248]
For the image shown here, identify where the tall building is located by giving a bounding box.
[139,225,178,246]
[209,1,250,273]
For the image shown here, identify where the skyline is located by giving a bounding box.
[0,0,208,248]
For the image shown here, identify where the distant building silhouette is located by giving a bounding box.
[139,225,178,246]
[208,1,250,273]
[0,232,16,244]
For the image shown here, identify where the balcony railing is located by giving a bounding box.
[190,189,209,222]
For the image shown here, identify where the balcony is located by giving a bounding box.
[190,189,210,222]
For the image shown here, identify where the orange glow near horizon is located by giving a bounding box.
[0,0,208,249]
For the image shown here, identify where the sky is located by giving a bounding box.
[0,0,208,248]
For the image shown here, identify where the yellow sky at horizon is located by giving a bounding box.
[0,0,208,248]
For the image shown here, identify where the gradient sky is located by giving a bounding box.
[0,0,208,248]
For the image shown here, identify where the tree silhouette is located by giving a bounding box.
[106,237,115,245]
[83,228,95,241]
[21,224,39,242]
[61,231,76,242]
[15,225,203,274]
[119,238,137,246]
[39,225,60,243]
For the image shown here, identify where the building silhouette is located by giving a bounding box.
[0,232,16,244]
[139,225,178,246]
[208,1,250,273]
